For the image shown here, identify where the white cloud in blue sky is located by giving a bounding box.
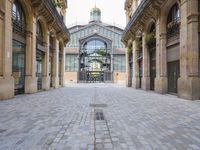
[66,0,126,28]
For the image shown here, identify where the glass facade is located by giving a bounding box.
[113,55,126,72]
[36,21,44,91]
[68,25,124,48]
[80,39,111,71]
[65,55,78,71]
[12,40,25,94]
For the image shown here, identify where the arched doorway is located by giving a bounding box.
[59,43,63,86]
[147,24,156,90]
[199,1,200,98]
[166,3,180,94]
[12,0,26,95]
[129,49,133,87]
[36,21,44,91]
[79,39,111,82]
[49,35,54,88]
[136,37,143,88]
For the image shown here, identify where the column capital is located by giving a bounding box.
[26,31,33,38]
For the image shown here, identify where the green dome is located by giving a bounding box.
[91,6,101,13]
[90,6,101,22]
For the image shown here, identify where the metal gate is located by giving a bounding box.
[79,71,112,83]
[168,61,180,93]
[150,47,156,90]
[36,51,43,91]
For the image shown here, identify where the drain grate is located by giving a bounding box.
[96,112,105,120]
[90,103,107,107]
[0,129,7,133]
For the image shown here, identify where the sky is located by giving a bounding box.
[66,0,126,28]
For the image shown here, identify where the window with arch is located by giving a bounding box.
[36,21,43,46]
[167,3,180,39]
[12,0,26,37]
[80,39,111,71]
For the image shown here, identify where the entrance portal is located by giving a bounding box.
[168,61,180,93]
[79,39,112,82]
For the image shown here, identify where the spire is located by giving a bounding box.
[90,5,101,23]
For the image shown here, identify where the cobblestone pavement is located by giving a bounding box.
[0,83,200,150]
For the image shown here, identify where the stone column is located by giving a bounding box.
[142,33,150,90]
[25,18,37,94]
[52,38,59,88]
[0,0,14,100]
[125,46,130,87]
[178,0,200,100]
[132,40,140,88]
[42,32,50,90]
[155,18,168,94]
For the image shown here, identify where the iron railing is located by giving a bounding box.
[167,21,180,39]
[12,11,26,37]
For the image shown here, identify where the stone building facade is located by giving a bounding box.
[0,0,70,100]
[122,0,200,100]
[65,7,126,84]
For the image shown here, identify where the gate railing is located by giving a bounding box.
[79,71,113,83]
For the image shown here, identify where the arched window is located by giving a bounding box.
[146,23,156,48]
[167,3,180,39]
[83,39,107,55]
[80,39,111,71]
[12,0,26,37]
[36,21,43,46]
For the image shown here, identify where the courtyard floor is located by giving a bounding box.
[0,84,200,150]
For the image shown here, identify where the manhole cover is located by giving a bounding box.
[0,129,7,133]
[96,112,105,120]
[90,103,107,107]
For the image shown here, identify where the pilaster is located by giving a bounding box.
[25,18,37,94]
[155,19,168,94]
[132,40,140,89]
[0,0,14,100]
[142,33,150,90]
[42,32,50,90]
[52,39,59,88]
[178,0,200,100]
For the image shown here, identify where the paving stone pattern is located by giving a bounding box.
[0,84,200,150]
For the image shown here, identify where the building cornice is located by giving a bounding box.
[31,0,70,44]
[122,0,164,45]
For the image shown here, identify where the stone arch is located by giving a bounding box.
[144,18,156,34]
[142,18,158,90]
[12,0,34,32]
[159,0,181,34]
[160,0,181,94]
[36,16,48,44]
[12,0,34,95]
